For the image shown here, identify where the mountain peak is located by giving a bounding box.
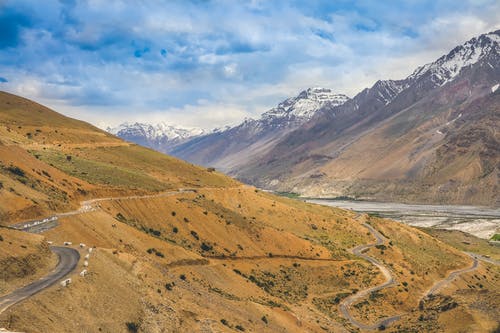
[370,79,408,105]
[299,87,350,104]
[262,87,349,121]
[408,30,499,85]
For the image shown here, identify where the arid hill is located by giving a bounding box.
[0,91,498,332]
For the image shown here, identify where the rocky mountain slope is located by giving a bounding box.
[1,91,498,332]
[175,30,500,206]
[170,87,350,170]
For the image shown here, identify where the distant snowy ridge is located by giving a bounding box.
[107,122,206,141]
[106,122,210,153]
[107,87,350,154]
[225,87,350,138]
[109,87,350,141]
[371,80,408,105]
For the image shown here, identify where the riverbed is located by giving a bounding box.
[307,199,500,240]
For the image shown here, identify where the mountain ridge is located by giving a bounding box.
[107,122,208,152]
[173,29,500,205]
[109,87,350,156]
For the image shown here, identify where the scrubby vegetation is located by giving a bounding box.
[32,149,167,191]
[146,248,164,258]
[125,321,139,333]
[6,165,25,177]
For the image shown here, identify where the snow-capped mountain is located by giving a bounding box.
[262,87,349,121]
[240,87,350,133]
[173,29,499,206]
[108,122,206,140]
[170,87,350,169]
[370,80,408,105]
[109,87,350,166]
[408,30,499,86]
[107,122,207,153]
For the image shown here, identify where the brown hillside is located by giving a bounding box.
[0,91,498,332]
[0,91,236,224]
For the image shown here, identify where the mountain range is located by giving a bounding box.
[111,30,499,206]
[107,122,208,152]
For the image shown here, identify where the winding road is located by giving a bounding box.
[0,247,80,314]
[337,217,492,331]
[2,189,496,330]
[424,253,479,298]
[339,222,401,330]
[465,252,500,266]
[0,189,202,317]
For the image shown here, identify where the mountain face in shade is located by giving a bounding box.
[174,29,500,205]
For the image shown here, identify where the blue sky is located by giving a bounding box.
[0,0,499,128]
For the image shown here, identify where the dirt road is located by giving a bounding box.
[338,221,401,330]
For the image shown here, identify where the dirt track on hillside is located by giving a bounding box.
[338,219,401,330]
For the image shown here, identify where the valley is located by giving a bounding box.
[1,91,498,332]
[141,30,500,207]
[2,186,498,332]
[307,198,500,240]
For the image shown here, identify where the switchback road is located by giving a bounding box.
[339,221,401,330]
[338,218,487,331]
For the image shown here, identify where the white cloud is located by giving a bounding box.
[223,63,238,77]
[1,0,499,130]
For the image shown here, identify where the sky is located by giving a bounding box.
[0,0,499,129]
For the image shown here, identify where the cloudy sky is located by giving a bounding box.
[0,0,499,129]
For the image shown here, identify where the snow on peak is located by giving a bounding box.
[212,125,232,133]
[408,30,500,85]
[262,87,349,120]
[373,80,408,105]
[107,122,206,141]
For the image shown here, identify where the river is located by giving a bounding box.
[307,199,500,240]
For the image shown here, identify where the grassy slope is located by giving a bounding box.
[0,91,498,332]
[0,91,235,223]
[419,228,500,261]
